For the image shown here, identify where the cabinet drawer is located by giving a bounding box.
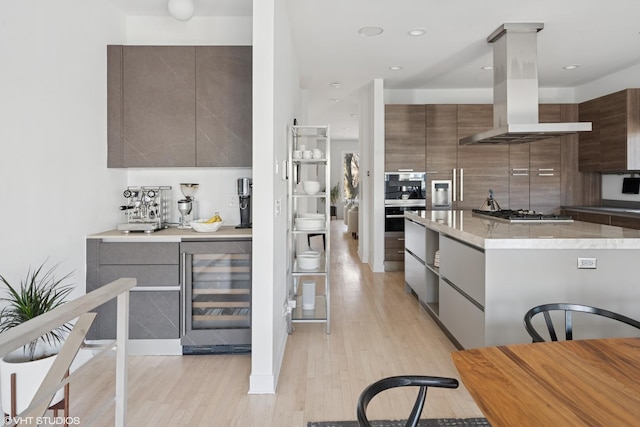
[99,265,179,287]
[439,235,485,306]
[610,215,640,230]
[385,234,405,249]
[404,219,426,262]
[439,279,484,349]
[385,247,405,261]
[405,251,427,302]
[99,242,179,265]
[90,290,179,340]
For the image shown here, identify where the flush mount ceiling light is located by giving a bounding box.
[358,26,384,37]
[389,65,404,71]
[329,98,340,103]
[168,0,195,21]
[481,66,493,70]
[330,82,342,88]
[408,28,426,36]
[563,64,580,70]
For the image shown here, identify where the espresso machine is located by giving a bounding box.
[117,186,172,233]
[237,177,252,229]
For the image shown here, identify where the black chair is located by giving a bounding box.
[524,303,640,342]
[356,375,459,427]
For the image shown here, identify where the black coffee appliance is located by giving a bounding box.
[237,177,252,228]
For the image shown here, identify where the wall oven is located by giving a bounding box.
[385,200,427,231]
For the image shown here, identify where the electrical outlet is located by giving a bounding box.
[577,257,597,269]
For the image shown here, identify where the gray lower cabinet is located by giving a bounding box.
[438,235,486,349]
[86,240,180,340]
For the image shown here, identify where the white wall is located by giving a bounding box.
[0,0,127,298]
[249,0,301,394]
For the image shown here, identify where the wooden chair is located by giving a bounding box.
[356,375,459,427]
[524,303,640,342]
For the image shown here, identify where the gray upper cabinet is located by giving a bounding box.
[107,45,252,168]
[196,46,252,167]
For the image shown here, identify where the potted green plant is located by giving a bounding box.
[330,182,341,219]
[0,261,74,415]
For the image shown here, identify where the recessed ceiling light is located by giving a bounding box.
[330,82,342,88]
[329,98,340,103]
[389,65,404,71]
[563,64,580,70]
[358,26,384,37]
[408,28,426,36]
[349,113,358,118]
[481,66,493,70]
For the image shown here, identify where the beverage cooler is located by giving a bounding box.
[180,240,252,353]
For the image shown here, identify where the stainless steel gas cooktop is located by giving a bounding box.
[472,209,574,223]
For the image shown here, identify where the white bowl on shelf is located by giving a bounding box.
[302,181,321,195]
[191,219,224,232]
[295,217,324,230]
[298,212,325,219]
[297,251,321,270]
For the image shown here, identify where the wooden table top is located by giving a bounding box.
[451,337,640,427]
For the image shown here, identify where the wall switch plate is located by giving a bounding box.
[577,257,597,269]
[275,198,282,216]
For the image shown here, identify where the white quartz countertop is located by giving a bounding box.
[87,226,252,242]
[405,210,640,249]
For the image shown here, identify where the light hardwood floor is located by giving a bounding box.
[71,221,483,426]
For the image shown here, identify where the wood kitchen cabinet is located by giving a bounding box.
[457,104,510,209]
[107,45,252,168]
[579,89,640,172]
[385,105,426,172]
[426,104,458,209]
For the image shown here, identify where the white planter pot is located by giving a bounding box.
[0,351,64,416]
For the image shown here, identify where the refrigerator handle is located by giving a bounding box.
[452,169,457,202]
[181,251,186,336]
[460,168,464,202]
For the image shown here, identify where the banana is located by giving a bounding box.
[204,213,223,224]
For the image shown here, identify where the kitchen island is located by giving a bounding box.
[86,226,252,355]
[404,210,640,349]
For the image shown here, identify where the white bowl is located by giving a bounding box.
[191,219,224,232]
[297,251,321,270]
[302,181,321,195]
[298,213,325,219]
[295,217,324,230]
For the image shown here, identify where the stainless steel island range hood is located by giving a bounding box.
[459,23,591,145]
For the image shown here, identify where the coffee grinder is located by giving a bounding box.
[177,183,199,228]
[237,177,252,228]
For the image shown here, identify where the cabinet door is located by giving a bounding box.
[385,105,426,172]
[426,105,458,208]
[530,105,562,213]
[457,105,509,209]
[509,143,530,210]
[107,46,124,168]
[92,291,180,339]
[196,46,252,167]
[600,90,628,171]
[578,98,601,172]
[123,46,196,167]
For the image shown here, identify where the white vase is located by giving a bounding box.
[0,350,64,416]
